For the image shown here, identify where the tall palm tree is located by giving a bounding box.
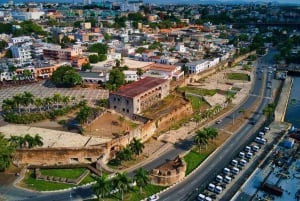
[134,168,149,194]
[0,133,15,171]
[205,127,218,142]
[62,96,70,106]
[22,92,34,112]
[24,134,34,148]
[194,130,208,151]
[12,94,23,113]
[33,134,43,147]
[92,174,111,200]
[113,172,131,201]
[43,97,53,111]
[52,93,62,109]
[34,98,43,112]
[129,138,145,157]
[9,135,26,149]
[2,98,14,113]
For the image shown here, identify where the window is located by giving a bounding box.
[114,106,117,109]
[126,109,129,113]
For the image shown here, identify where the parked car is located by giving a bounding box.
[147,194,159,201]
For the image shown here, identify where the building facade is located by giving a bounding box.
[109,77,169,117]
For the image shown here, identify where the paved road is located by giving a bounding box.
[158,50,277,201]
[0,50,276,201]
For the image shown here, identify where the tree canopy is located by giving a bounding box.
[0,133,15,171]
[106,69,125,90]
[51,65,82,87]
[87,43,108,55]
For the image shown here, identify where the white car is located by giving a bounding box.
[147,194,159,201]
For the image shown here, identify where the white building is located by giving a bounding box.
[186,60,210,74]
[10,42,33,66]
[123,70,138,82]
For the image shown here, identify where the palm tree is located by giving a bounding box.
[205,127,218,142]
[62,96,70,106]
[34,98,43,112]
[24,134,34,148]
[12,94,23,113]
[2,98,14,113]
[9,135,26,149]
[0,133,15,171]
[52,93,62,109]
[33,134,43,147]
[43,97,53,110]
[113,172,131,201]
[92,174,111,200]
[194,130,208,151]
[134,168,149,194]
[77,106,92,125]
[214,104,222,113]
[22,92,34,112]
[130,138,145,157]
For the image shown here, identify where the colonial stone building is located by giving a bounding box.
[109,77,170,118]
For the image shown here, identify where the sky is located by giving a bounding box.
[142,0,300,5]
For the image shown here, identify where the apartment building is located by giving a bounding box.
[109,77,170,117]
[43,45,83,60]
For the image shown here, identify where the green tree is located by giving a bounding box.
[106,69,125,90]
[136,68,143,78]
[0,133,15,171]
[81,63,92,71]
[194,130,208,151]
[134,168,149,194]
[33,134,43,147]
[0,40,7,52]
[113,172,131,201]
[51,65,82,87]
[92,174,111,200]
[89,55,99,63]
[129,138,145,157]
[22,92,34,112]
[204,127,218,142]
[77,105,92,125]
[98,54,107,62]
[88,43,108,55]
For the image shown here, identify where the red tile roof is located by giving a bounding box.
[111,77,168,98]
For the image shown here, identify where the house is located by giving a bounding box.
[143,63,184,80]
[43,45,83,61]
[109,77,170,117]
[186,60,210,74]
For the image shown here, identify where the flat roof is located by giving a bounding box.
[110,77,168,98]
[148,63,177,72]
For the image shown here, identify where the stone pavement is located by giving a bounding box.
[0,80,108,106]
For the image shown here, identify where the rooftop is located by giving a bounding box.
[110,76,168,98]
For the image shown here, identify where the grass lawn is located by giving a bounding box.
[178,87,217,96]
[21,169,95,191]
[40,168,86,179]
[184,150,209,175]
[185,95,208,111]
[86,184,165,201]
[226,73,249,81]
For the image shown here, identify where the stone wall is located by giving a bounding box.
[150,156,186,186]
[13,147,105,166]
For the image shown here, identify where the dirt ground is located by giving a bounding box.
[84,111,141,139]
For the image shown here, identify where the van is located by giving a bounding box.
[224,176,232,183]
[257,138,267,145]
[258,132,265,137]
[214,186,223,194]
[207,183,215,192]
[255,137,262,143]
[252,145,260,152]
[246,152,253,159]
[197,194,205,201]
[231,159,238,167]
[223,167,230,175]
[205,197,212,201]
[239,152,245,158]
[216,175,223,183]
[240,159,247,166]
[245,146,251,152]
[264,127,270,132]
[232,167,240,175]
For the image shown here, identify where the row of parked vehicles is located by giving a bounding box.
[197,127,270,201]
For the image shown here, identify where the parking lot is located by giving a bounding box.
[196,122,289,201]
[0,80,109,107]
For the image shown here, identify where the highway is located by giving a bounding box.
[158,50,277,201]
[0,50,276,201]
